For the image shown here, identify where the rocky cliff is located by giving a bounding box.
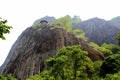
[73,17,120,45]
[1,25,104,80]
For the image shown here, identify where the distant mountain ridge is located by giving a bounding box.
[73,17,120,45]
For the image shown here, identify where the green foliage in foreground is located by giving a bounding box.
[89,42,120,57]
[46,46,94,80]
[100,54,120,77]
[0,18,12,40]
[0,74,16,80]
[28,45,94,80]
[27,45,120,80]
[1,45,120,80]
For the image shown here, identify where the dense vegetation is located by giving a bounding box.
[0,74,16,80]
[117,32,120,45]
[27,44,120,80]
[1,43,120,80]
[27,46,94,80]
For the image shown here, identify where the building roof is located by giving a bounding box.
[40,20,48,23]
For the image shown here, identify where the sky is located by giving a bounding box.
[0,0,120,66]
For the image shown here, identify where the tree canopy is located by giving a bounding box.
[28,45,94,80]
[116,32,120,45]
[53,15,72,32]
[71,15,81,26]
[100,54,120,77]
[0,18,12,40]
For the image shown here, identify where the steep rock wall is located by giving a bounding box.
[2,26,104,80]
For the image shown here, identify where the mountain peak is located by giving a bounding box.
[1,25,103,80]
[86,17,106,23]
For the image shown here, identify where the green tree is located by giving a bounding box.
[111,45,120,54]
[72,29,88,41]
[0,74,6,80]
[116,32,120,46]
[89,42,120,57]
[104,72,120,80]
[53,15,72,32]
[0,74,16,80]
[28,46,94,80]
[0,18,12,40]
[101,43,120,56]
[89,42,101,50]
[100,54,120,77]
[71,15,81,26]
[91,61,103,80]
[52,15,88,41]
[27,70,55,80]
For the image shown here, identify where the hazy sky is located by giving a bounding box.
[0,0,120,66]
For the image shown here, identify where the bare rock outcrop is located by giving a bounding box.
[73,17,120,45]
[1,25,104,80]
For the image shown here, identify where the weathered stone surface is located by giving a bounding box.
[1,25,104,80]
[73,17,120,45]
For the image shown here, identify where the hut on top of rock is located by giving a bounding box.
[40,20,48,26]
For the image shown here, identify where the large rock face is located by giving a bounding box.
[1,25,104,80]
[73,17,120,45]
